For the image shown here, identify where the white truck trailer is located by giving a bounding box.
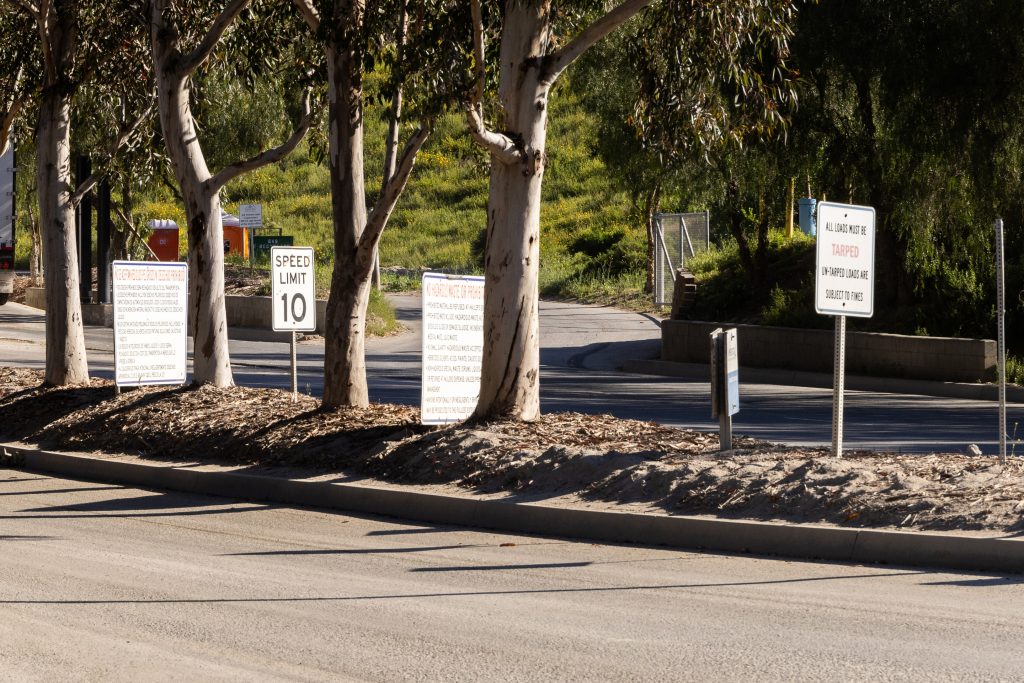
[0,141,14,304]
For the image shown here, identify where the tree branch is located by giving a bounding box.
[179,0,251,76]
[462,0,522,164]
[291,0,319,32]
[0,92,31,152]
[37,0,57,84]
[113,203,161,261]
[469,0,485,118]
[205,90,315,193]
[542,0,654,85]
[361,124,431,259]
[464,104,522,164]
[70,101,155,208]
[4,0,40,19]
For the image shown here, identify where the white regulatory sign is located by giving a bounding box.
[815,201,875,317]
[239,203,263,228]
[113,261,188,386]
[271,246,316,332]
[421,273,484,424]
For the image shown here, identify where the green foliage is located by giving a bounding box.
[686,230,823,327]
[207,76,642,305]
[1006,356,1024,387]
[366,287,400,336]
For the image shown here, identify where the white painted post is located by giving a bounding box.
[996,218,1007,464]
[832,315,846,457]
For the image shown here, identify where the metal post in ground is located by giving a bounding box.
[96,180,111,304]
[996,218,1007,464]
[291,330,298,402]
[832,315,846,457]
[76,155,93,303]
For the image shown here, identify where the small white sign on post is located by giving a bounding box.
[272,246,316,332]
[815,201,875,457]
[112,261,188,387]
[239,203,263,228]
[815,202,875,317]
[272,246,316,401]
[421,273,485,424]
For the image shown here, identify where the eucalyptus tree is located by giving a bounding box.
[2,0,151,385]
[790,0,1024,336]
[465,0,801,421]
[0,7,37,154]
[291,0,465,408]
[148,0,316,387]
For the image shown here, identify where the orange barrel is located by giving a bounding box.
[222,225,249,259]
[147,228,180,261]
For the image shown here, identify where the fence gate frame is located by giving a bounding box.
[653,211,710,307]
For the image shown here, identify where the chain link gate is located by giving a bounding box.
[653,211,710,307]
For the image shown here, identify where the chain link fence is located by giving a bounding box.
[653,211,710,306]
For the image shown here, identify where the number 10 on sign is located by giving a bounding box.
[271,246,316,400]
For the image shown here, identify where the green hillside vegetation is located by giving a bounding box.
[131,78,642,306]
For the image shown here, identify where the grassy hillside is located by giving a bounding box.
[135,81,642,303]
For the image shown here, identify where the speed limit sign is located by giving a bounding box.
[271,246,316,332]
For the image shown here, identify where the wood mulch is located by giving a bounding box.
[2,366,1023,533]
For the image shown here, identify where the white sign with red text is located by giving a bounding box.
[421,272,485,424]
[815,201,875,318]
[113,261,188,386]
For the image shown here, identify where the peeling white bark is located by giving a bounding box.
[38,89,89,385]
[152,5,233,387]
[470,0,652,420]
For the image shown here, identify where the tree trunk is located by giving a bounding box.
[154,66,232,387]
[643,182,661,295]
[472,5,551,421]
[112,176,132,260]
[37,89,89,385]
[373,0,408,291]
[322,41,373,408]
[324,250,373,408]
[28,192,42,282]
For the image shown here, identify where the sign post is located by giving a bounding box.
[710,327,739,452]
[271,246,316,401]
[996,218,1007,465]
[239,203,263,269]
[815,201,875,456]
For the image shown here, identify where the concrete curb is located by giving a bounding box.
[4,443,1023,574]
[622,359,1024,403]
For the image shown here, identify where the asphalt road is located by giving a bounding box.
[0,298,1018,454]
[2,471,1023,681]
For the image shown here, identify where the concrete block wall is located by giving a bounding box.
[662,319,996,383]
[225,295,328,334]
[25,289,326,335]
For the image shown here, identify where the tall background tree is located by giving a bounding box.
[2,0,150,385]
[466,0,800,421]
[292,0,467,408]
[148,0,315,387]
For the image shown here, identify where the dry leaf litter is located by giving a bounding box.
[2,366,1023,533]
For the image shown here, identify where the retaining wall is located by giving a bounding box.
[25,288,326,335]
[662,319,996,383]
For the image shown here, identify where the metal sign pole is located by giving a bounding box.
[996,218,1007,464]
[710,328,732,452]
[719,373,733,453]
[832,315,846,456]
[291,330,298,402]
[249,226,256,272]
